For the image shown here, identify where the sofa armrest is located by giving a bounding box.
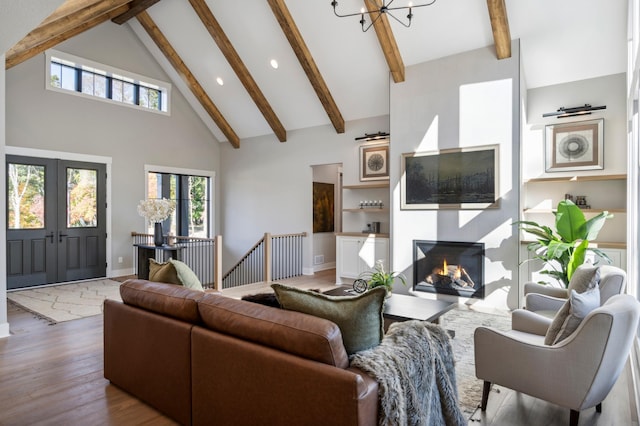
[511,309,551,336]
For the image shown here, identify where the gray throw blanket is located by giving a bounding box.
[350,320,466,426]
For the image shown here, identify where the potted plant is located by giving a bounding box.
[516,199,612,287]
[358,259,407,295]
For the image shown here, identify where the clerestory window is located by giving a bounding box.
[46,49,170,115]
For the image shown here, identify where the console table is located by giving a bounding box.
[134,244,181,280]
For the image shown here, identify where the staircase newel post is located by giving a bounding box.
[214,235,223,291]
[264,232,272,283]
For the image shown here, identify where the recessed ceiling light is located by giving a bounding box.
[216,77,224,86]
[270,59,279,69]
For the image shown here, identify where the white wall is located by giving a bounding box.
[390,42,522,312]
[5,21,220,276]
[220,115,389,274]
[312,163,341,271]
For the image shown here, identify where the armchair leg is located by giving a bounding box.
[570,409,579,426]
[596,403,602,413]
[481,381,491,411]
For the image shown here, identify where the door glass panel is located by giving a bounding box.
[67,168,97,228]
[7,163,45,229]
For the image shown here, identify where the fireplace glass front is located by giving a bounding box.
[413,240,485,299]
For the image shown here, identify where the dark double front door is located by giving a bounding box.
[6,155,106,289]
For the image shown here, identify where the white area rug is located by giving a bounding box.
[440,306,512,419]
[7,279,122,324]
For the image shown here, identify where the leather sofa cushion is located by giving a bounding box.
[120,279,204,323]
[198,293,349,368]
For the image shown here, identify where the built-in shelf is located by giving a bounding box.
[523,208,626,214]
[342,183,390,189]
[343,208,389,213]
[335,232,390,238]
[524,174,627,183]
[521,240,626,249]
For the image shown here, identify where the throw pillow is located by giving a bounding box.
[271,283,386,355]
[553,285,601,344]
[148,259,181,285]
[544,265,600,345]
[169,258,204,291]
[567,263,600,295]
[241,292,281,308]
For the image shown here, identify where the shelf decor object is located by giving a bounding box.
[401,145,499,210]
[545,118,604,172]
[360,142,389,182]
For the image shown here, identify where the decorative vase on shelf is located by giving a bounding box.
[153,222,164,247]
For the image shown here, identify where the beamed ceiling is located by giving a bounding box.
[5,0,627,148]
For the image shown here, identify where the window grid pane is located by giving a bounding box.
[7,164,45,230]
[67,168,98,228]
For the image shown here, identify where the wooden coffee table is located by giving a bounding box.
[324,286,456,327]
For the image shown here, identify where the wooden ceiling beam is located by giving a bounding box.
[188,0,286,142]
[267,0,345,134]
[136,11,240,148]
[365,0,405,83]
[487,0,511,59]
[6,0,133,69]
[112,0,161,25]
[6,2,131,69]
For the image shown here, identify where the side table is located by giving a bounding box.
[134,244,181,280]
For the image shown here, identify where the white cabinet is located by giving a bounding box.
[336,235,389,284]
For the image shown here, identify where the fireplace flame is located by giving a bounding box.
[443,259,447,274]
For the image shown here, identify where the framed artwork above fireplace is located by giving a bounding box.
[401,145,499,210]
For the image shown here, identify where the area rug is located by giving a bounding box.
[7,279,122,324]
[439,306,512,419]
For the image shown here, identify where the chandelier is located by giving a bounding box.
[331,0,437,32]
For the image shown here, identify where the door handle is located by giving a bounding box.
[47,231,55,243]
[59,232,68,243]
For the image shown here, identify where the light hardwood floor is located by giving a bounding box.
[0,269,636,425]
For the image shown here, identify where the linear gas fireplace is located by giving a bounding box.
[413,240,485,299]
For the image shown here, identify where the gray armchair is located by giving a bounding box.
[525,265,626,318]
[474,294,640,426]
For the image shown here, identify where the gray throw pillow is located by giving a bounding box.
[553,285,600,344]
[544,265,600,345]
[271,283,386,355]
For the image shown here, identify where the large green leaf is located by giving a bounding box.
[555,200,586,242]
[584,211,613,240]
[567,240,589,280]
[546,240,571,260]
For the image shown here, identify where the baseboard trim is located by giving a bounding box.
[313,262,336,273]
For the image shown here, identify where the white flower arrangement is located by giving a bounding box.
[137,198,176,223]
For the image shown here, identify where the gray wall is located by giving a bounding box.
[390,42,522,311]
[219,115,389,273]
[5,21,220,275]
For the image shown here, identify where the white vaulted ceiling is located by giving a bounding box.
[6,0,628,146]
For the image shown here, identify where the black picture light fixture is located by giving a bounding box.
[542,104,606,119]
[355,131,390,141]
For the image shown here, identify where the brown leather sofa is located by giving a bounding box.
[104,280,378,425]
